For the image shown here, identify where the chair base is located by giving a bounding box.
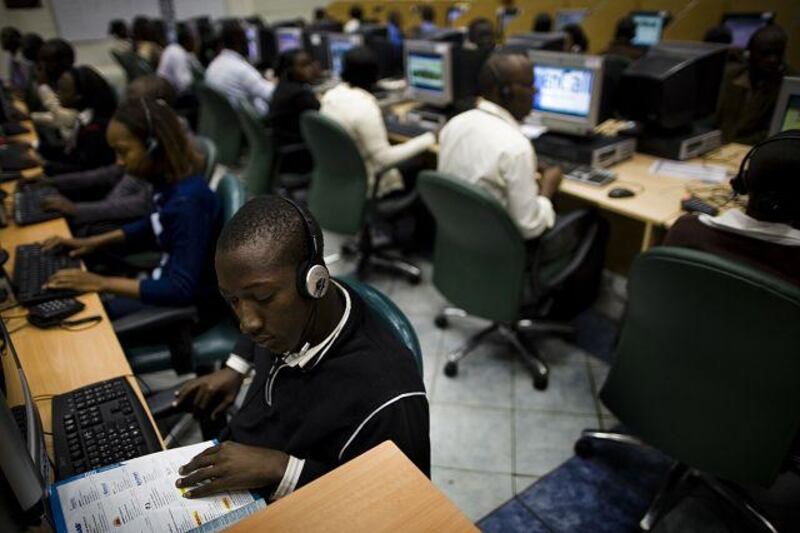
[436,306,574,391]
[575,431,780,533]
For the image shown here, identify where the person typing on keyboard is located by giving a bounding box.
[171,196,429,500]
[41,97,222,320]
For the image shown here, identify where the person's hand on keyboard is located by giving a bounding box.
[42,235,98,257]
[173,367,245,420]
[538,166,564,199]
[176,441,290,499]
[40,194,77,216]
[45,269,105,292]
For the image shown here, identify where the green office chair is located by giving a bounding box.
[300,111,422,284]
[575,247,800,532]
[194,82,245,167]
[194,135,218,182]
[418,170,604,390]
[234,100,310,197]
[341,276,423,375]
[113,173,246,376]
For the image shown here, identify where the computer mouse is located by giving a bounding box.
[608,187,636,199]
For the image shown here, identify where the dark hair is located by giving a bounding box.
[113,97,197,183]
[275,48,307,79]
[341,46,379,90]
[744,130,800,227]
[132,16,151,43]
[20,33,44,62]
[39,38,75,85]
[1,27,22,53]
[349,5,364,20]
[217,195,324,269]
[176,23,194,50]
[468,18,494,48]
[703,24,732,45]
[313,8,327,21]
[126,74,177,107]
[151,19,168,47]
[63,66,118,118]
[245,16,265,29]
[109,19,128,39]
[220,20,246,52]
[477,51,525,98]
[563,24,588,53]
[614,16,636,42]
[533,13,552,33]
[747,23,787,52]
[420,5,435,23]
[388,10,402,27]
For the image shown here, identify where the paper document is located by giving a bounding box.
[49,441,262,533]
[648,159,729,183]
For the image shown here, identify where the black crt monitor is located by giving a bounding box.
[328,33,363,78]
[769,76,800,136]
[505,32,567,53]
[404,40,455,107]
[529,51,604,137]
[630,11,670,47]
[721,12,774,49]
[427,28,467,46]
[275,27,304,54]
[618,41,728,131]
[554,9,588,31]
[0,318,49,530]
[308,31,330,70]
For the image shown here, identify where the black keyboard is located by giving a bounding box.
[14,184,61,226]
[384,117,439,138]
[53,377,161,479]
[13,243,81,305]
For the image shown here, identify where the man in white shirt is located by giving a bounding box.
[344,5,364,34]
[438,52,562,240]
[157,25,201,95]
[205,21,274,116]
[321,46,435,197]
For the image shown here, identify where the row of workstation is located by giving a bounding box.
[1,104,475,531]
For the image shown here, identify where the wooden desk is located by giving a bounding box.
[226,441,478,533]
[2,118,162,462]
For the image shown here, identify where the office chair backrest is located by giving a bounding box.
[418,170,528,323]
[112,50,153,83]
[194,135,218,182]
[216,172,246,223]
[601,247,800,486]
[300,111,369,234]
[194,81,245,167]
[341,277,423,376]
[235,100,276,196]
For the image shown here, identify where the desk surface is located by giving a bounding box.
[2,118,161,460]
[225,441,478,533]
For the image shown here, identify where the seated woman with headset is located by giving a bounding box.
[43,97,222,319]
[664,130,800,286]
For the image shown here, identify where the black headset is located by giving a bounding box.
[486,61,513,105]
[730,130,800,221]
[139,98,160,158]
[281,197,330,300]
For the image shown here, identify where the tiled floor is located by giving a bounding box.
[138,234,617,523]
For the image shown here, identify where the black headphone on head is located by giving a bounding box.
[281,197,330,300]
[730,130,800,221]
[486,61,513,105]
[139,98,160,158]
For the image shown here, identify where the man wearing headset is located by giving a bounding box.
[173,196,430,500]
[437,51,562,240]
[664,130,800,286]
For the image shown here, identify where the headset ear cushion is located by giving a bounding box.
[306,264,330,299]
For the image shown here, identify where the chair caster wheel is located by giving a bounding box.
[533,374,548,390]
[434,315,449,329]
[574,437,593,458]
[444,361,458,377]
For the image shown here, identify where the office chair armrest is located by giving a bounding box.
[112,306,199,336]
[535,211,599,291]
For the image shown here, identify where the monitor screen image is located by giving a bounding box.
[533,65,594,118]
[778,95,800,132]
[277,29,302,53]
[407,52,445,94]
[329,36,360,77]
[631,14,664,46]
[555,9,588,30]
[723,17,769,49]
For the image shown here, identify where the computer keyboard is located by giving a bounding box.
[537,155,617,187]
[14,183,61,226]
[384,116,440,138]
[13,243,81,305]
[52,376,162,479]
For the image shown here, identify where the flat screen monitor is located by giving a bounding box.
[529,51,604,136]
[276,27,303,53]
[405,40,454,107]
[631,11,668,47]
[722,12,774,49]
[769,76,800,135]
[554,9,588,30]
[327,33,363,78]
